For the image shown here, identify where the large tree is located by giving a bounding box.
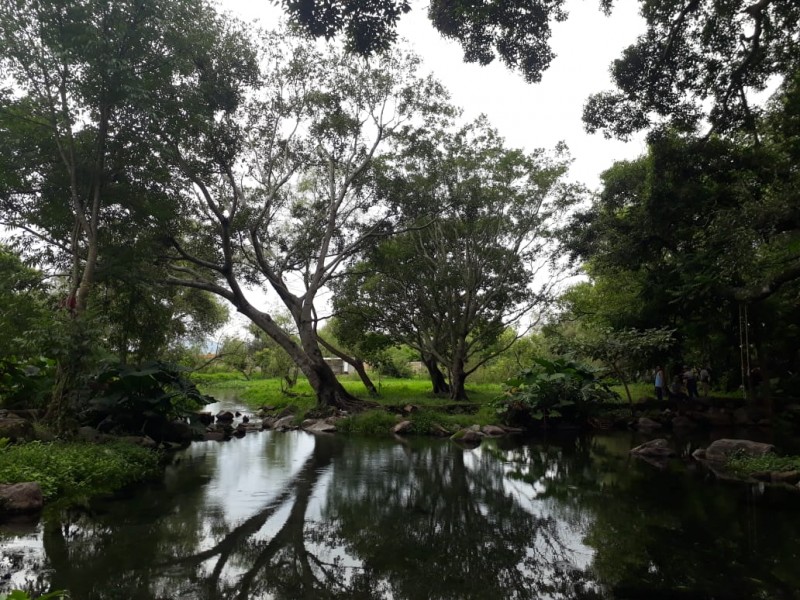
[332,118,574,400]
[160,32,451,410]
[0,0,249,424]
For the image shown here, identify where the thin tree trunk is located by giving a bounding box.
[317,335,379,396]
[450,359,469,401]
[423,354,450,395]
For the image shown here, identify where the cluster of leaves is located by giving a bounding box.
[0,440,160,501]
[0,592,68,600]
[0,356,55,408]
[494,357,618,424]
[87,361,212,429]
[726,452,800,477]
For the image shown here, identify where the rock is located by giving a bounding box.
[216,411,235,423]
[392,420,413,435]
[402,404,418,414]
[261,417,277,430]
[203,431,227,442]
[630,438,675,459]
[692,448,706,460]
[235,411,242,417]
[451,429,482,445]
[162,420,194,444]
[431,424,451,437]
[196,412,214,426]
[304,420,338,434]
[273,416,296,431]
[77,426,102,442]
[771,470,800,485]
[468,424,481,432]
[481,425,506,437]
[671,415,697,429]
[119,435,158,449]
[501,426,525,434]
[704,438,776,463]
[242,415,250,423]
[637,417,662,431]
[0,417,35,441]
[232,424,247,438]
[0,483,44,514]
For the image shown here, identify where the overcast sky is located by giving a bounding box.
[219,0,648,189]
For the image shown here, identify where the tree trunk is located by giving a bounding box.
[450,359,469,401]
[317,335,379,396]
[423,354,450,395]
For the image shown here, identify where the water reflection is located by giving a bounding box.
[2,431,800,599]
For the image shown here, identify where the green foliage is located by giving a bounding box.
[494,357,618,423]
[0,356,55,408]
[0,591,69,600]
[336,410,399,435]
[726,453,800,477]
[0,440,160,502]
[88,361,212,428]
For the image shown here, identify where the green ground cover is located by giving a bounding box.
[197,374,503,434]
[726,453,800,476]
[0,440,161,504]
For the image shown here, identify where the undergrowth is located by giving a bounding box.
[0,440,161,503]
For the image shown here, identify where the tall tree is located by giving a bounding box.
[333,118,574,400]
[160,32,451,410]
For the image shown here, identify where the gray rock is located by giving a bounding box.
[0,482,44,514]
[0,417,35,441]
[630,438,675,459]
[704,438,776,463]
[119,435,158,449]
[216,411,235,422]
[692,448,707,460]
[637,417,662,430]
[481,425,506,437]
[771,470,800,485]
[273,415,296,431]
[671,415,697,429]
[392,420,413,435]
[451,429,482,445]
[304,420,338,434]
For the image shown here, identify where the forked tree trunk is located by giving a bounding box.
[423,355,450,395]
[450,359,469,401]
[317,336,379,396]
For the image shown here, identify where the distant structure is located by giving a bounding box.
[323,357,350,375]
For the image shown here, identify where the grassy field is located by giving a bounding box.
[196,373,504,434]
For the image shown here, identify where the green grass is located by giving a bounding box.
[726,453,800,476]
[199,374,504,434]
[0,440,161,503]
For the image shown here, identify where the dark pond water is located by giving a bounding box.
[2,400,800,599]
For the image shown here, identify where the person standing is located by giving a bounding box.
[699,366,711,397]
[684,365,699,400]
[654,366,666,401]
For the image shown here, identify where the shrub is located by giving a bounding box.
[0,440,161,502]
[493,356,618,426]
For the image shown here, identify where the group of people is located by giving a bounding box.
[654,365,711,401]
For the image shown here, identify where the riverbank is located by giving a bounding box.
[0,439,162,514]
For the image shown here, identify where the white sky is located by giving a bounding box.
[218,0,648,189]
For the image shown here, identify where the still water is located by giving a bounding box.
[2,411,800,599]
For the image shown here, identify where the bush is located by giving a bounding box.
[493,356,619,426]
[85,361,213,432]
[0,440,161,502]
[336,410,399,435]
[0,356,55,408]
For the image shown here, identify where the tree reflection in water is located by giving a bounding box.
[6,433,599,599]
[10,431,800,600]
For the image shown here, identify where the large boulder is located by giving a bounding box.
[451,429,482,445]
[0,483,44,514]
[216,411,235,423]
[703,438,776,463]
[392,420,413,435]
[273,416,296,431]
[630,438,675,459]
[0,417,35,441]
[303,419,338,434]
[636,417,662,431]
[481,425,506,437]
